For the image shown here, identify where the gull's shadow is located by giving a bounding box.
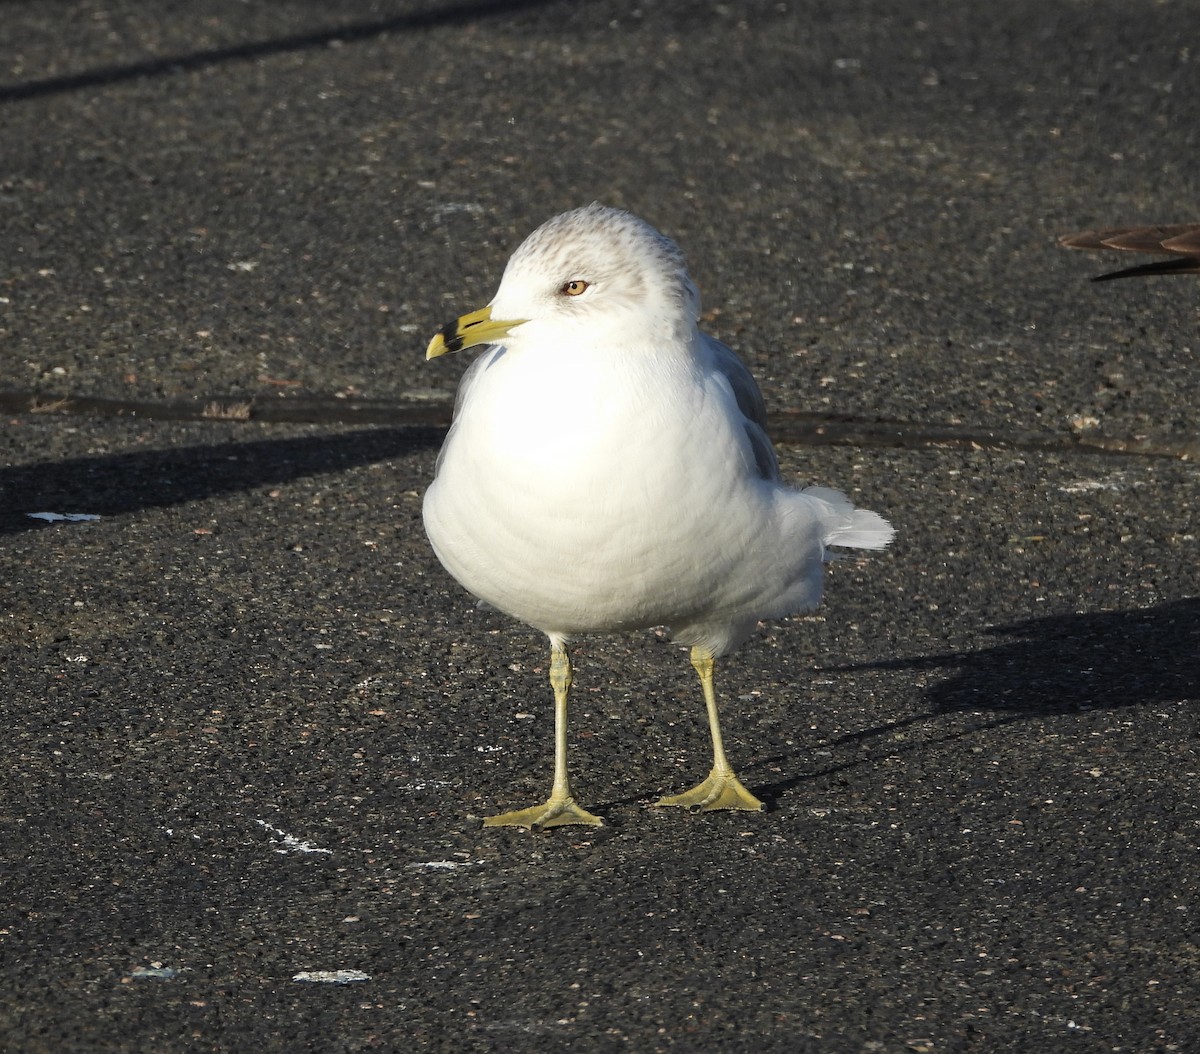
[896,600,1200,715]
[753,599,1200,804]
[0,426,442,534]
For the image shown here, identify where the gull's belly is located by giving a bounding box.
[423,356,770,634]
[425,437,754,633]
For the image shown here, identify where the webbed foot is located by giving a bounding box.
[482,796,604,830]
[656,769,764,812]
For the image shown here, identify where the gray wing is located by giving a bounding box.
[705,334,781,481]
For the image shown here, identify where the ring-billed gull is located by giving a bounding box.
[1060,225,1200,281]
[423,204,894,829]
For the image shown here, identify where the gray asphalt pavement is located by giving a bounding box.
[2,2,1198,1051]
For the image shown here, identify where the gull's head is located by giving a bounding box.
[426,204,701,359]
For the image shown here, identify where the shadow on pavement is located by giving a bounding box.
[0,0,562,102]
[751,599,1199,806]
[0,426,441,533]
[863,599,1200,714]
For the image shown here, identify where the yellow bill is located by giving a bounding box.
[425,305,528,360]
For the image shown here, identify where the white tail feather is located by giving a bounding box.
[803,486,896,552]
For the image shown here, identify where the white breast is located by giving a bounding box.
[423,339,831,647]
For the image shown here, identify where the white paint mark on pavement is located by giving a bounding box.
[26,511,101,522]
[255,819,332,855]
[293,969,371,984]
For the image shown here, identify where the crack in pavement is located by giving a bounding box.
[2,389,1196,461]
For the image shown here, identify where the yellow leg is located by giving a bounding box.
[483,644,604,830]
[656,647,764,812]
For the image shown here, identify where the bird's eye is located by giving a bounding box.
[561,279,589,297]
